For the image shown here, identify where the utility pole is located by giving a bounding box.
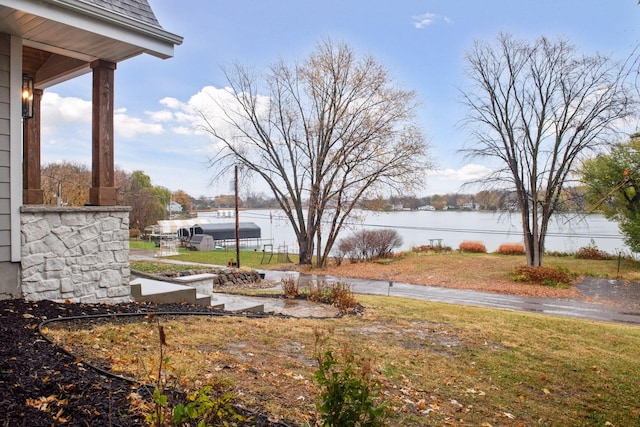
[234,165,240,268]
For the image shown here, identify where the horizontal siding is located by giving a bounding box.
[0,212,8,230]
[0,245,9,261]
[0,165,8,183]
[0,35,9,262]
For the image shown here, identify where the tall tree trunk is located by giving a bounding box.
[298,236,314,265]
[522,211,544,267]
[316,227,322,267]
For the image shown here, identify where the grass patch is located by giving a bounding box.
[131,243,300,269]
[129,239,158,250]
[314,251,640,287]
[130,260,206,275]
[131,240,640,283]
[45,296,640,426]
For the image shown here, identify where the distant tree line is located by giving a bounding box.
[40,162,591,238]
[358,188,588,213]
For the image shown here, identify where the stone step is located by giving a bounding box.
[210,293,265,313]
[130,278,211,306]
[173,273,216,296]
[130,278,265,311]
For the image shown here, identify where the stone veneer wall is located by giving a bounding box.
[20,206,131,303]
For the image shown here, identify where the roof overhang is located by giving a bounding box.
[0,0,183,87]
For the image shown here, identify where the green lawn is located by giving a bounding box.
[129,239,299,268]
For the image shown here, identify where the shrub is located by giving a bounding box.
[458,241,487,253]
[496,243,525,255]
[330,282,357,313]
[313,333,387,427]
[575,245,613,260]
[172,386,247,426]
[512,265,574,288]
[281,276,299,298]
[337,229,403,262]
[545,250,572,258]
[305,280,332,303]
[302,281,358,314]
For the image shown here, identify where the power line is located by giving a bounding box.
[236,211,626,240]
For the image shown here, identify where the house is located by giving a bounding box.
[0,1,182,302]
[168,201,183,214]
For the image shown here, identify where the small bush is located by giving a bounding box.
[305,280,332,303]
[314,333,387,427]
[512,265,574,288]
[575,246,613,260]
[545,250,572,258]
[281,276,299,298]
[338,229,403,262]
[496,243,525,255]
[330,282,357,313]
[458,241,487,253]
[172,386,248,426]
[303,281,358,314]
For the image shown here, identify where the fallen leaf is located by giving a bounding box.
[53,408,70,423]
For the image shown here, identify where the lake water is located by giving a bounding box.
[199,209,629,255]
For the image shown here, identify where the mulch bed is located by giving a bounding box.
[0,299,294,426]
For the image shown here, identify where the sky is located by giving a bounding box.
[40,0,640,199]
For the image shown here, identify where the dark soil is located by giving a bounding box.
[0,299,294,427]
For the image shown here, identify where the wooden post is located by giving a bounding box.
[22,88,43,204]
[89,60,117,206]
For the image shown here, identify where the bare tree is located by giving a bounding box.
[200,40,431,266]
[461,33,636,266]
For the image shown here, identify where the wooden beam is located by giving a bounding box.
[22,88,43,204]
[89,59,116,206]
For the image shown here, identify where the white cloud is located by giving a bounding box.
[114,113,165,139]
[42,92,91,125]
[147,110,174,122]
[159,97,183,110]
[153,85,272,143]
[42,92,168,140]
[428,163,494,181]
[412,13,453,29]
[422,164,496,195]
[171,126,194,135]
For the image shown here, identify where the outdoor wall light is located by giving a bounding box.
[22,74,34,119]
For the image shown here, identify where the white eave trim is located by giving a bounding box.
[1,0,183,59]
